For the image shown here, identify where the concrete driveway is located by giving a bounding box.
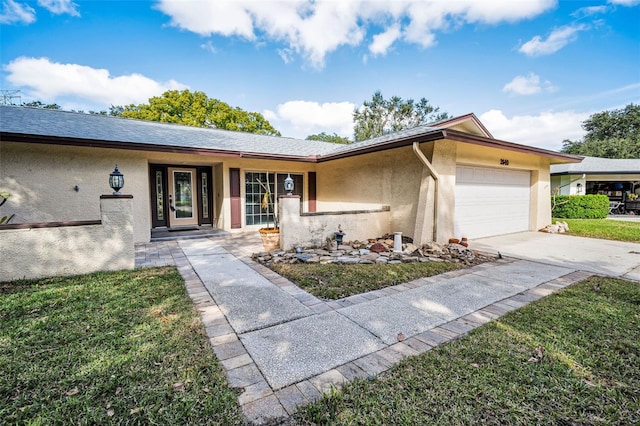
[472,232,640,281]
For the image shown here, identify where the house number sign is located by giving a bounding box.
[500,159,510,166]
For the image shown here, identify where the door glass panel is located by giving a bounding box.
[174,171,193,219]
[201,172,209,219]
[155,171,164,221]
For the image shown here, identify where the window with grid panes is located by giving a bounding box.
[245,172,305,225]
[245,172,275,225]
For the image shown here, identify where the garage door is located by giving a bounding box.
[454,166,531,239]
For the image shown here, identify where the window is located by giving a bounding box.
[244,172,304,225]
[245,172,275,225]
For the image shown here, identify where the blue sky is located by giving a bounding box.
[1,0,639,150]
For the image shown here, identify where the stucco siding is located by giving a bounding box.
[316,146,423,238]
[0,197,134,281]
[1,142,151,242]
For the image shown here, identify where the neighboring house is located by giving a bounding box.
[551,157,640,205]
[1,105,581,244]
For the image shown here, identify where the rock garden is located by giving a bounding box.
[252,233,497,267]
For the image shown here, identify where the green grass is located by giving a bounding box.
[295,276,640,425]
[0,267,243,425]
[270,262,462,299]
[554,217,640,242]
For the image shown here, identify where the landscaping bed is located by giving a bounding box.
[253,235,497,299]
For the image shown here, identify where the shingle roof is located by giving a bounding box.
[550,156,640,175]
[0,105,337,157]
[1,105,581,163]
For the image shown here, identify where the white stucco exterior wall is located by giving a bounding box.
[0,196,135,281]
[1,142,150,242]
[279,195,391,250]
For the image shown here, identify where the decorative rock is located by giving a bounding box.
[403,243,419,254]
[369,243,388,253]
[539,224,560,233]
[251,234,494,268]
[445,243,476,260]
[361,253,380,261]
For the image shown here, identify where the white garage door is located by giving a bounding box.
[454,166,531,239]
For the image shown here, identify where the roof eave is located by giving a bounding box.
[551,170,640,176]
[317,130,446,162]
[1,132,320,162]
[442,129,584,163]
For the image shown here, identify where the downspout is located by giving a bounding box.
[412,142,440,242]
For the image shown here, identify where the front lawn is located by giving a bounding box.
[296,276,640,424]
[0,267,243,425]
[554,217,640,242]
[270,262,462,299]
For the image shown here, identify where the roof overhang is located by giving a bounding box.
[1,132,320,163]
[551,171,640,176]
[442,129,583,164]
[2,127,583,165]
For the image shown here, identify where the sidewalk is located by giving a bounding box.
[136,235,592,425]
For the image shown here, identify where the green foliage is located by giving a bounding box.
[553,218,640,242]
[353,90,449,141]
[561,103,640,158]
[0,267,243,424]
[306,132,351,144]
[119,89,281,136]
[22,100,61,110]
[0,192,15,225]
[552,194,609,219]
[271,262,461,299]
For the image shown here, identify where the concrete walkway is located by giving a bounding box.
[135,234,593,425]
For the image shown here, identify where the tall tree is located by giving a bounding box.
[22,100,61,109]
[119,90,281,136]
[561,103,640,159]
[305,132,351,144]
[353,90,449,142]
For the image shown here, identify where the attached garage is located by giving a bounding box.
[454,165,531,239]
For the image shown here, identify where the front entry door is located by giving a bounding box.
[168,168,199,227]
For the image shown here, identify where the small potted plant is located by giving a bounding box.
[256,175,280,251]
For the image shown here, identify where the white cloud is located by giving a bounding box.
[200,41,217,54]
[264,100,355,139]
[519,24,589,56]
[38,0,79,16]
[0,0,36,24]
[369,23,401,56]
[4,57,188,107]
[608,0,640,5]
[571,5,609,18]
[480,109,590,151]
[155,0,556,68]
[503,73,557,95]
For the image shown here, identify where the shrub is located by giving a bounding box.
[552,194,609,219]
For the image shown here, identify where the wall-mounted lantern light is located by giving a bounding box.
[284,173,294,195]
[576,183,582,194]
[109,165,124,195]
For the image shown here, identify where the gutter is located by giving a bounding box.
[412,142,440,242]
